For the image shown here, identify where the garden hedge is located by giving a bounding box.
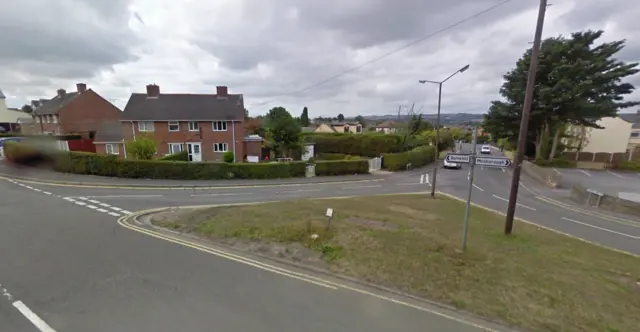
[316,153,362,161]
[158,151,188,161]
[381,146,436,171]
[303,133,403,157]
[4,142,369,179]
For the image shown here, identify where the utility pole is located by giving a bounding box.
[430,83,442,198]
[504,0,548,234]
[462,128,477,251]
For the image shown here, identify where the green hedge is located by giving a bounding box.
[615,161,640,171]
[534,159,577,168]
[303,133,403,157]
[381,146,436,171]
[158,151,188,161]
[314,160,369,176]
[316,153,362,161]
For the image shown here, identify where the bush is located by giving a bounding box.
[616,161,640,171]
[314,160,369,176]
[381,146,436,171]
[223,151,235,163]
[5,143,308,180]
[158,151,188,161]
[534,159,577,168]
[316,153,362,161]
[303,133,403,157]
[126,136,156,160]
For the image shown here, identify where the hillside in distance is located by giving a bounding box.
[363,113,484,125]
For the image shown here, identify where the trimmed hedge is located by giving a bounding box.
[616,161,640,171]
[315,160,369,176]
[303,133,403,157]
[158,151,188,161]
[381,146,436,171]
[316,153,362,161]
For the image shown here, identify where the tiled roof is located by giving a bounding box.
[121,93,245,121]
[32,92,80,115]
[94,121,124,143]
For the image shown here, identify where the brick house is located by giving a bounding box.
[28,83,122,139]
[112,84,253,162]
[93,121,127,159]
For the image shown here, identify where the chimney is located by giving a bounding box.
[216,86,228,97]
[76,83,87,93]
[146,84,160,98]
[57,89,66,98]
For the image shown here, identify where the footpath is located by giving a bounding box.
[0,163,389,188]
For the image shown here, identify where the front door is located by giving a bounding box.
[187,143,202,162]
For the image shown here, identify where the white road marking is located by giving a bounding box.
[501,168,506,173]
[579,169,591,177]
[24,186,33,189]
[32,188,41,192]
[99,203,111,207]
[395,183,422,186]
[63,197,75,202]
[108,212,121,217]
[341,185,383,190]
[492,195,536,211]
[110,207,123,211]
[561,217,640,239]
[420,174,425,184]
[86,205,98,209]
[606,170,624,178]
[18,183,25,186]
[96,208,109,213]
[281,189,321,193]
[74,201,87,206]
[121,210,133,214]
[13,300,58,332]
[88,200,101,204]
[83,195,163,199]
[42,192,52,195]
[472,184,484,192]
[76,197,88,200]
[190,193,252,197]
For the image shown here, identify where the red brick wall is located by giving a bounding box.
[122,120,245,161]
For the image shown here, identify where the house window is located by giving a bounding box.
[214,142,228,152]
[631,132,640,138]
[356,126,362,133]
[344,126,349,133]
[188,121,199,131]
[138,121,154,132]
[52,115,58,124]
[105,144,119,155]
[213,121,227,131]
[168,121,180,131]
[45,115,50,123]
[168,143,183,155]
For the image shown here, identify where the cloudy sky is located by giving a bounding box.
[1,0,638,118]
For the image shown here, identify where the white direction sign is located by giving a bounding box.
[474,156,511,168]
[445,154,471,163]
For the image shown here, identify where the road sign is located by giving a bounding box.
[474,156,511,168]
[445,154,471,163]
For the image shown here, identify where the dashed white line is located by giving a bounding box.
[280,189,321,193]
[63,197,75,202]
[43,192,52,195]
[86,205,98,209]
[13,300,58,332]
[76,197,88,200]
[110,207,123,211]
[190,193,252,197]
[561,217,639,239]
[74,201,87,206]
[24,186,33,189]
[96,208,109,213]
[606,170,624,178]
[108,212,121,217]
[83,195,163,199]
[121,210,132,214]
[579,169,591,177]
[99,203,111,207]
[492,195,536,211]
[32,188,41,192]
[88,200,101,204]
[342,185,383,190]
[472,184,484,192]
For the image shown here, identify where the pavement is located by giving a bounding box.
[2,150,640,331]
[553,166,640,201]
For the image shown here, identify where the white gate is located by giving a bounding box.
[368,157,382,172]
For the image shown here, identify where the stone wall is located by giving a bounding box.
[521,160,562,188]
[570,184,640,216]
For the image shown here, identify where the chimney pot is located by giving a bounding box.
[146,84,160,98]
[76,83,87,93]
[57,89,66,98]
[216,86,228,97]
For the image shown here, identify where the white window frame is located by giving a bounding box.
[138,121,155,132]
[188,121,199,131]
[212,121,227,131]
[168,121,180,132]
[168,143,183,155]
[213,142,228,152]
[45,115,50,123]
[52,115,58,124]
[105,143,119,155]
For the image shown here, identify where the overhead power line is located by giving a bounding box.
[249,0,515,107]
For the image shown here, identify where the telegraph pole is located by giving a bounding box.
[504,0,548,234]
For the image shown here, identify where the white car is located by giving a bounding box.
[480,146,491,154]
[443,159,461,169]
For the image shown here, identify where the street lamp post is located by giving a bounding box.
[419,64,470,199]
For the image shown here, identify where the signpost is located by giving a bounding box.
[474,156,511,168]
[444,154,471,164]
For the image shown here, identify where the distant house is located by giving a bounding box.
[563,116,633,154]
[315,121,362,134]
[375,120,396,134]
[0,89,28,132]
[115,84,255,162]
[93,121,126,159]
[619,111,640,158]
[28,83,122,139]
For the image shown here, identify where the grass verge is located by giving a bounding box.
[153,194,640,332]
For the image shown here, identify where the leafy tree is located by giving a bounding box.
[20,105,33,113]
[300,107,310,127]
[483,30,639,160]
[223,151,235,163]
[126,135,156,160]
[337,113,345,122]
[244,117,264,136]
[354,115,366,127]
[244,108,249,118]
[408,114,433,135]
[263,107,302,157]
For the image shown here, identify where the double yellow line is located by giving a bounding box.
[117,208,502,332]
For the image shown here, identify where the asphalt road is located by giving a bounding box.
[2,151,640,331]
[555,167,640,199]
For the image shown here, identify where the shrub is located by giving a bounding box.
[616,161,640,171]
[126,136,156,160]
[381,146,436,171]
[534,159,577,168]
[316,153,362,161]
[223,151,235,163]
[303,133,403,157]
[158,151,188,161]
[314,160,369,176]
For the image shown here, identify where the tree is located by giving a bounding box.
[483,30,639,160]
[337,113,345,122]
[20,105,33,113]
[126,135,156,160]
[263,107,302,157]
[244,108,249,118]
[244,117,265,137]
[354,115,366,127]
[300,107,310,127]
